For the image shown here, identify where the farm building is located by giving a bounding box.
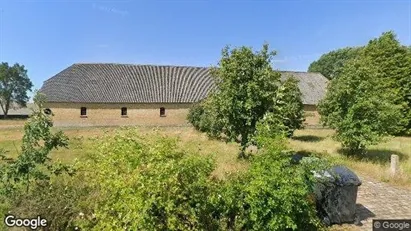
[39,63,328,127]
[0,103,34,119]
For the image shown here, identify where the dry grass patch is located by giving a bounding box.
[2,125,410,186]
[0,126,111,163]
[121,127,247,179]
[0,126,245,179]
[289,129,411,188]
[0,119,27,127]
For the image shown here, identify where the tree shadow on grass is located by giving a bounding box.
[337,148,409,165]
[291,135,325,142]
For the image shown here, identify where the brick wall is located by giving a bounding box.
[45,103,192,127]
[45,103,322,127]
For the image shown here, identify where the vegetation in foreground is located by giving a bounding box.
[1,122,411,230]
[2,125,410,187]
[0,97,327,230]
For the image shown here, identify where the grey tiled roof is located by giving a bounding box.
[280,71,329,105]
[39,63,328,105]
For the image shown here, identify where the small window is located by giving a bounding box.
[160,107,166,117]
[121,107,128,116]
[80,107,87,117]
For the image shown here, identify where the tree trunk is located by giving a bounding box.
[5,100,10,119]
[238,149,247,159]
[238,136,248,159]
[0,99,10,119]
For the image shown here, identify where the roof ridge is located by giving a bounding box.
[73,63,212,69]
[39,63,328,105]
[279,70,312,73]
[72,63,321,74]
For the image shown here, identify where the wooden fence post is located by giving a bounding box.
[390,154,399,177]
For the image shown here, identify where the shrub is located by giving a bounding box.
[8,174,91,230]
[210,136,323,231]
[0,92,76,230]
[2,126,329,230]
[254,112,288,148]
[318,56,403,155]
[0,92,71,196]
[187,96,224,138]
[76,129,219,230]
[272,76,305,137]
[187,101,206,131]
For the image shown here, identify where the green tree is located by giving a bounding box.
[253,76,305,146]
[272,76,305,137]
[361,31,411,134]
[308,47,363,80]
[0,92,72,195]
[318,56,403,154]
[187,94,224,138]
[209,43,281,158]
[0,62,33,118]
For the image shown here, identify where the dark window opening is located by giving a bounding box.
[80,107,87,116]
[160,107,166,117]
[121,107,128,116]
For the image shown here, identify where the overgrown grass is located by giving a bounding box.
[1,126,410,186]
[0,118,27,127]
[0,126,246,179]
[289,129,411,188]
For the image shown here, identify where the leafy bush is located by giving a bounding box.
[8,174,91,230]
[210,137,323,231]
[253,77,305,145]
[254,112,288,148]
[0,92,72,196]
[314,31,411,135]
[76,129,219,230]
[1,120,330,231]
[318,56,403,154]
[187,95,224,138]
[187,101,206,131]
[0,92,76,230]
[272,76,305,137]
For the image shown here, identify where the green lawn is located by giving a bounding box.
[1,125,410,187]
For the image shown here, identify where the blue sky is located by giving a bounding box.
[1,0,411,94]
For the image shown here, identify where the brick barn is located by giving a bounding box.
[39,63,328,127]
